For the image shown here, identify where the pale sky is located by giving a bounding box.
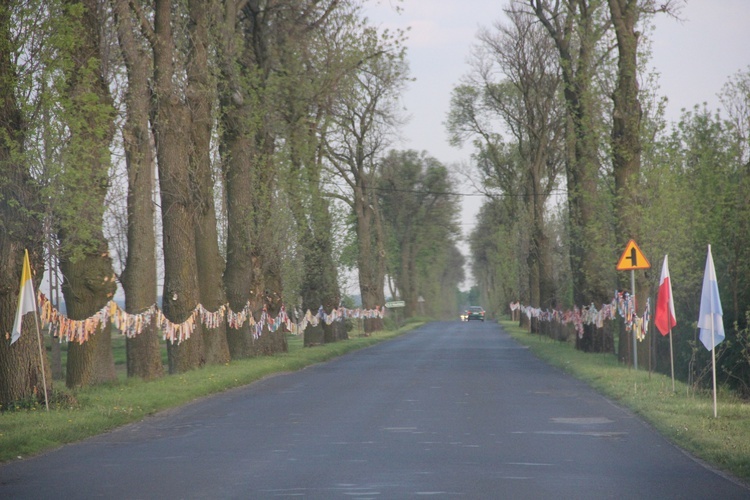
[364,0,750,289]
[366,0,750,163]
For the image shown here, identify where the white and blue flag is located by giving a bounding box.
[698,245,724,350]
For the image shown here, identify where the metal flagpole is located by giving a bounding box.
[669,327,675,392]
[617,240,650,375]
[711,323,718,418]
[631,269,637,371]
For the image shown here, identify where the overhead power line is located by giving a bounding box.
[323,181,568,198]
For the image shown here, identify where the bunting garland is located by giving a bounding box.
[35,292,385,346]
[512,291,651,340]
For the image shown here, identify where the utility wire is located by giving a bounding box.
[322,181,568,198]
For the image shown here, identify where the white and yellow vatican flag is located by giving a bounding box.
[11,249,37,344]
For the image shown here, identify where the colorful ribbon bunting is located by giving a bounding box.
[36,292,385,345]
[513,291,651,340]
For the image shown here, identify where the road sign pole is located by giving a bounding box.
[631,269,637,371]
[617,239,649,371]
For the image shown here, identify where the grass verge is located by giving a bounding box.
[0,324,418,463]
[502,320,750,482]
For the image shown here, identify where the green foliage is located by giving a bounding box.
[0,389,78,413]
[376,150,464,317]
[335,209,360,271]
[466,286,480,306]
[637,103,750,390]
[35,0,117,263]
[469,198,523,316]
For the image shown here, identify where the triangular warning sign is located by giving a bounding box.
[616,239,651,271]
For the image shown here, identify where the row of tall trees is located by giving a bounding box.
[457,0,750,392]
[1,0,467,408]
[449,0,666,341]
[377,150,464,318]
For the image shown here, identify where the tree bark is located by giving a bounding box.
[284,58,345,345]
[113,0,164,380]
[152,0,205,373]
[608,0,646,364]
[355,184,385,333]
[0,7,49,405]
[218,0,255,359]
[62,243,117,387]
[218,0,287,358]
[531,0,612,349]
[187,0,230,365]
[59,0,118,387]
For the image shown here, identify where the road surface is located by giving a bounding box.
[1,321,748,499]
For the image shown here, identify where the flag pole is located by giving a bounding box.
[711,323,717,418]
[668,327,675,392]
[33,294,50,412]
[631,269,637,371]
[710,244,718,418]
[698,244,721,417]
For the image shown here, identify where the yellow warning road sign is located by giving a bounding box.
[616,239,651,271]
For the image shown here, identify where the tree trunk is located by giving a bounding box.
[220,114,256,358]
[187,0,230,366]
[294,196,345,345]
[0,305,51,408]
[248,216,288,356]
[609,0,645,365]
[355,188,385,333]
[153,0,205,373]
[113,0,164,381]
[59,0,118,388]
[62,244,117,387]
[218,0,287,358]
[398,238,417,317]
[532,0,612,350]
[0,12,49,402]
[272,0,346,345]
[0,255,51,406]
[217,0,256,358]
[528,251,541,334]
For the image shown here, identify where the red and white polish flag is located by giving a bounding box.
[654,254,677,336]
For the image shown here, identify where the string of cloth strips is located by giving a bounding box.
[509,291,651,340]
[35,293,384,345]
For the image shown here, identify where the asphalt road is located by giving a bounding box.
[1,321,748,499]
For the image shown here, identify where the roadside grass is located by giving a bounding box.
[0,322,418,463]
[502,320,750,482]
